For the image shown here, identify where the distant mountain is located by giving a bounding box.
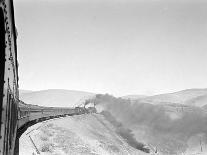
[19,89,34,95]
[139,88,207,106]
[121,95,148,100]
[19,89,95,107]
[185,94,207,107]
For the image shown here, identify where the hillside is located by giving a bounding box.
[19,88,207,154]
[93,93,207,155]
[19,89,95,107]
[19,89,34,95]
[135,88,207,107]
[20,114,148,155]
[121,95,148,100]
[185,94,207,107]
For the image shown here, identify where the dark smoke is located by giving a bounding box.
[94,94,207,154]
[101,110,150,153]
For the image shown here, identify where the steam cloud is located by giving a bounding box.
[101,111,150,153]
[94,94,207,154]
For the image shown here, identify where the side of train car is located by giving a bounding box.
[0,0,19,154]
[18,101,90,129]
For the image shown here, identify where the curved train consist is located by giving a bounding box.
[17,101,94,154]
[0,0,96,154]
[18,101,91,130]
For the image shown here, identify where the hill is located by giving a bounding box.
[138,88,207,107]
[19,89,34,95]
[121,95,148,100]
[92,93,207,155]
[185,94,207,107]
[19,89,95,107]
[20,114,148,155]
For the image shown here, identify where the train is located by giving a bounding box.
[17,100,97,142]
[18,101,93,130]
[0,0,97,154]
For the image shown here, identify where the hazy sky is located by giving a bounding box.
[14,0,207,96]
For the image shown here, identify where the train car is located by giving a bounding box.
[18,102,82,130]
[18,101,30,129]
[0,0,19,154]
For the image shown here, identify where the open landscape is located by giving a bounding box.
[3,0,206,154]
[19,89,95,107]
[19,88,207,155]
[20,114,148,155]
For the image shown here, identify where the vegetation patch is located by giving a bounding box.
[40,142,54,153]
[39,135,49,141]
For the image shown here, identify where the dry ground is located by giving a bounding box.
[20,114,148,155]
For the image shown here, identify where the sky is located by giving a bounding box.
[14,0,207,96]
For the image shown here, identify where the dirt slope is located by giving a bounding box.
[20,114,148,155]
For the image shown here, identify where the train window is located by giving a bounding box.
[0,8,5,133]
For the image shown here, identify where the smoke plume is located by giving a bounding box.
[94,94,207,154]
